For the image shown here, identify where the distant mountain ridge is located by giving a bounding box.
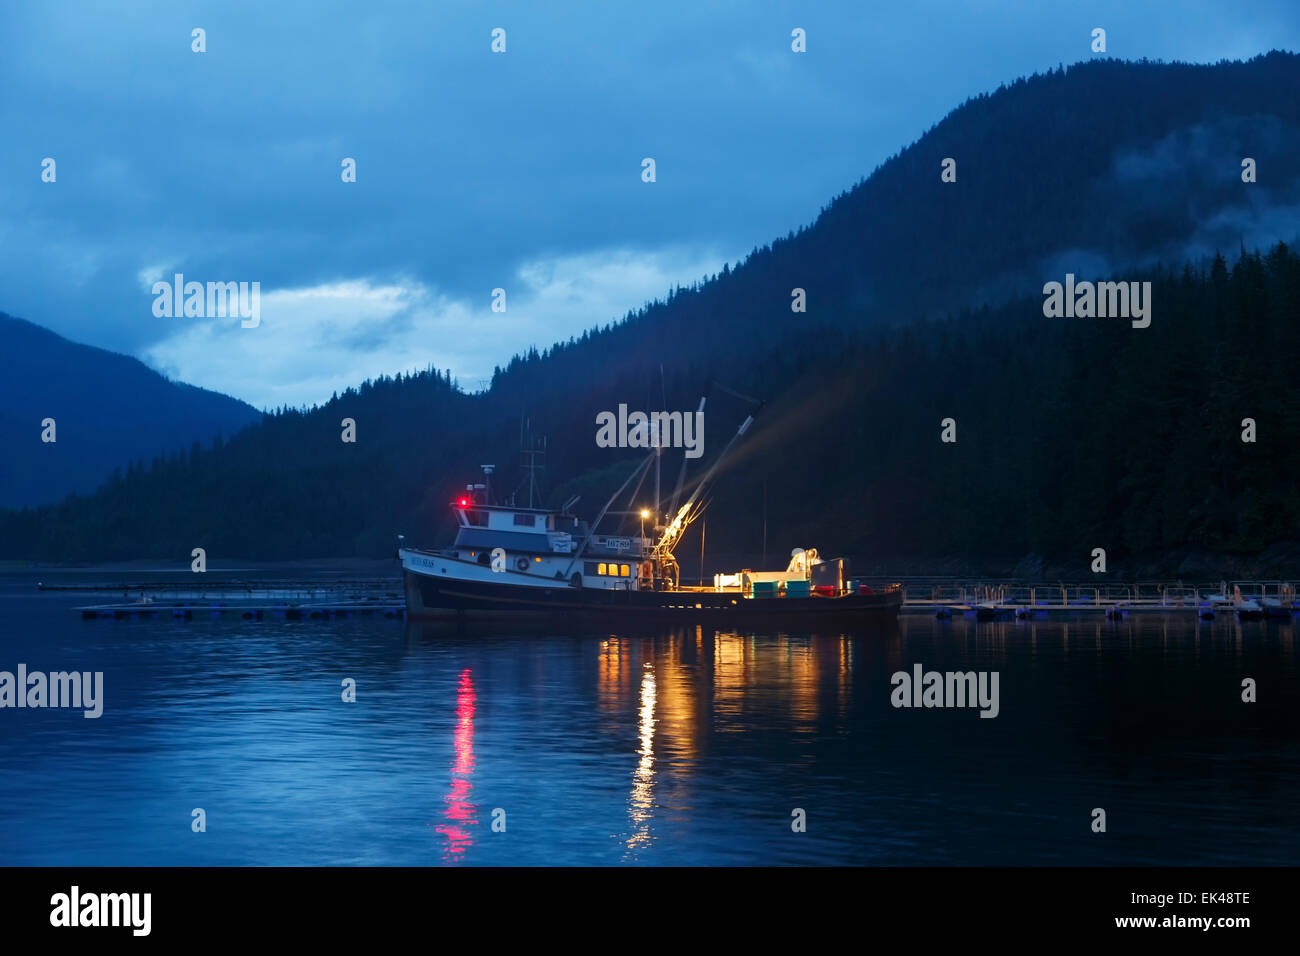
[0,313,262,507]
[486,53,1300,403]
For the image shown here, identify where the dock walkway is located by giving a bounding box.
[889,580,1297,619]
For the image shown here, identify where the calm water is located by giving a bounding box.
[1,571,1297,866]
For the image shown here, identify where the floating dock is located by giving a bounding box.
[75,600,404,620]
[46,576,404,621]
[897,581,1298,620]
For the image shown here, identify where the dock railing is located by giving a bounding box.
[898,579,1296,613]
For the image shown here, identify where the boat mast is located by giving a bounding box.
[654,442,661,531]
[656,382,761,558]
[654,412,755,560]
[668,395,706,521]
[519,418,545,509]
[655,364,665,529]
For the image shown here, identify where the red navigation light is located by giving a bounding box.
[457,497,470,508]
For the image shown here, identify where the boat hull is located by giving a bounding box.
[402,564,902,628]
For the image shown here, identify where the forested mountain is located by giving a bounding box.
[484,52,1300,420]
[3,54,1299,572]
[0,313,262,507]
[3,243,1296,573]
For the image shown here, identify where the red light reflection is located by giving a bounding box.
[435,669,477,862]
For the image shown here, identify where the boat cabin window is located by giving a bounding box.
[550,515,576,532]
[585,562,632,577]
[462,510,488,526]
[513,513,536,527]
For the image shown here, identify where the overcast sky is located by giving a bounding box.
[3,0,1298,409]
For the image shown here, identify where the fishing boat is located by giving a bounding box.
[397,404,902,627]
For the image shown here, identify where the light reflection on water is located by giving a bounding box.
[434,669,476,863]
[623,664,656,857]
[0,578,1297,866]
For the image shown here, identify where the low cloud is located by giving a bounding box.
[142,245,731,410]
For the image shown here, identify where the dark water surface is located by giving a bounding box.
[1,570,1297,865]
